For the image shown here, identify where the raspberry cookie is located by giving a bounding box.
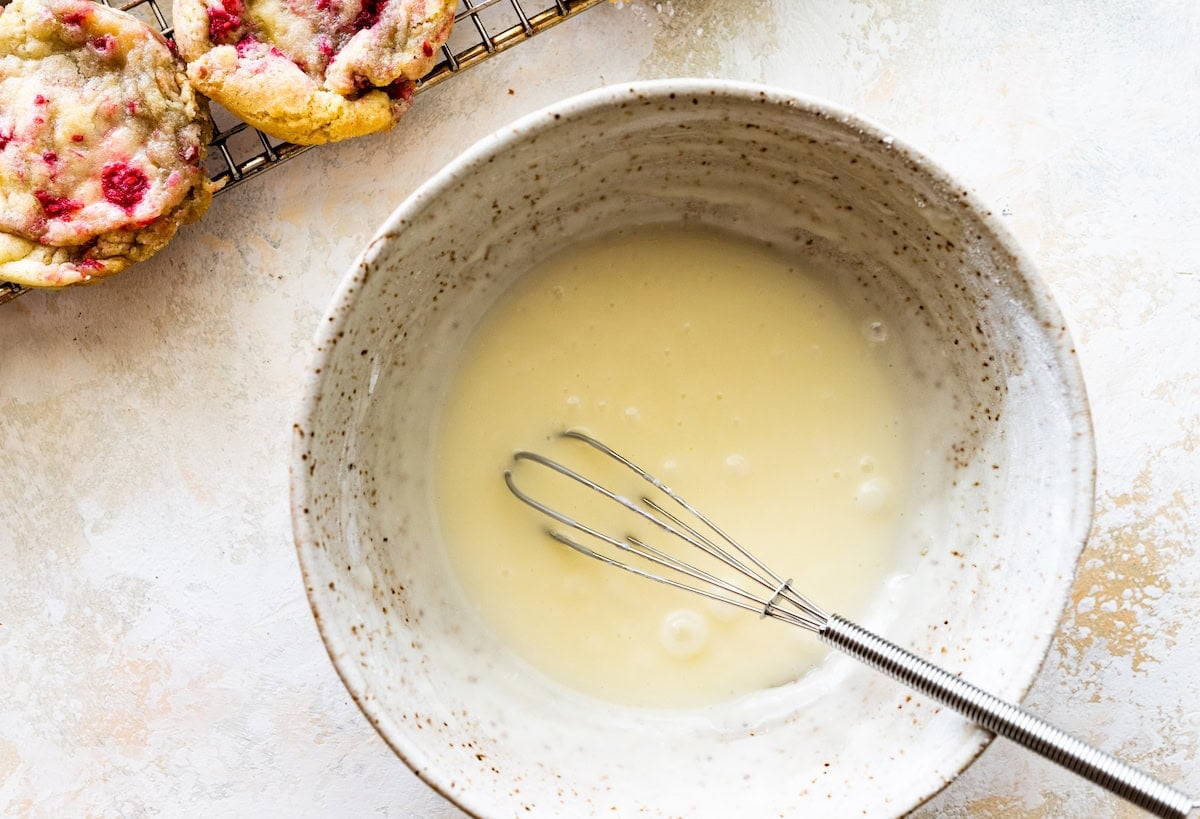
[175,0,455,145]
[0,0,213,288]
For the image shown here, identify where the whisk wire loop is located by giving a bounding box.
[636,496,787,600]
[504,433,830,631]
[544,530,814,629]
[503,464,818,629]
[561,430,797,590]
[563,430,827,626]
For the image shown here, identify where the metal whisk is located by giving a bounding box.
[504,430,1198,819]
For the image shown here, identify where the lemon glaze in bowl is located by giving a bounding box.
[291,80,1095,817]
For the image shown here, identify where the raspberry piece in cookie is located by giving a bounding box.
[174,0,455,145]
[0,0,213,288]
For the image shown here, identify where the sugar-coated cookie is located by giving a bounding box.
[0,0,213,288]
[175,0,455,145]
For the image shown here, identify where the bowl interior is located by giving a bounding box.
[293,81,1094,817]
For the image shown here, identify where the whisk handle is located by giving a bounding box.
[820,614,1198,819]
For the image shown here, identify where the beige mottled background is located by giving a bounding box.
[2,1,1198,816]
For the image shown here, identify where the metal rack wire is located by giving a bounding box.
[0,0,605,305]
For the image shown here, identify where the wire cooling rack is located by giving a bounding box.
[0,0,605,305]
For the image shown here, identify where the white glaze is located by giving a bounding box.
[432,226,909,708]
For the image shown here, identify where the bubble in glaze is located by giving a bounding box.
[854,477,892,516]
[724,453,749,475]
[659,609,709,660]
[862,319,888,344]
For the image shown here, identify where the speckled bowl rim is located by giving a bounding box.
[291,78,1097,818]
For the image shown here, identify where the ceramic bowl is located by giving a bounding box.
[291,80,1094,817]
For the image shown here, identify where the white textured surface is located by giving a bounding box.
[1,1,1197,816]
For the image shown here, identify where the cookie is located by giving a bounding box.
[174,0,454,145]
[0,0,213,288]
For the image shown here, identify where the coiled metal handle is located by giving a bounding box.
[821,614,1198,819]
